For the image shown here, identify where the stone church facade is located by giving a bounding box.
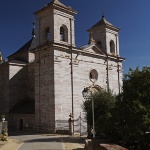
[0,0,124,133]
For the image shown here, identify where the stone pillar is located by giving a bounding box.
[68,113,73,135]
[1,115,8,141]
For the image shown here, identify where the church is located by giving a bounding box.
[0,0,124,134]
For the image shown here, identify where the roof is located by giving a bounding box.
[51,0,67,8]
[88,16,120,31]
[8,37,37,58]
[9,59,27,65]
[81,43,95,49]
[34,0,77,15]
[9,100,35,114]
[81,43,106,56]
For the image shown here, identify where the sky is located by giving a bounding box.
[0,0,150,74]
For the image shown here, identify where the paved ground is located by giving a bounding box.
[0,133,85,150]
[0,138,22,150]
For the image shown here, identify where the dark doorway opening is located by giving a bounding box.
[19,119,23,131]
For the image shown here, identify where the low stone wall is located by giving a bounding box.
[84,139,128,150]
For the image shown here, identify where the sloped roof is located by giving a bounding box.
[81,43,106,56]
[88,16,120,31]
[52,0,67,8]
[9,100,35,114]
[81,44,94,49]
[9,59,27,65]
[8,37,37,58]
[34,0,77,15]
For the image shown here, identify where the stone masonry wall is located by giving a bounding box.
[36,7,75,47]
[37,8,54,45]
[90,27,107,53]
[33,46,122,133]
[0,63,9,119]
[53,9,75,46]
[9,64,27,110]
[27,63,35,100]
[8,114,35,132]
[108,59,123,94]
[29,52,35,63]
[106,29,119,55]
[54,48,122,131]
[34,48,55,133]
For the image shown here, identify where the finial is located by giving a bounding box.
[102,10,105,18]
[32,21,36,38]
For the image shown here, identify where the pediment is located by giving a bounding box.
[81,44,106,56]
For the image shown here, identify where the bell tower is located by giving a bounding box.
[87,16,120,56]
[34,0,77,46]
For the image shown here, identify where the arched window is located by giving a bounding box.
[60,25,68,42]
[46,27,50,42]
[110,40,115,54]
[60,27,65,41]
[89,69,98,83]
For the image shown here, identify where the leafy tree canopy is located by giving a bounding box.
[115,67,150,143]
[82,89,116,133]
[82,67,150,149]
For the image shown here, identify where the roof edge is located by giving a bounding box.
[34,0,77,15]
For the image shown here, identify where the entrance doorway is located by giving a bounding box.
[19,119,23,131]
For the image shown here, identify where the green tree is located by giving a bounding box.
[82,67,150,149]
[113,67,150,148]
[82,90,116,135]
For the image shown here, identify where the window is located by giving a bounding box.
[110,40,115,54]
[60,27,65,41]
[46,27,50,42]
[89,69,98,83]
[60,25,68,42]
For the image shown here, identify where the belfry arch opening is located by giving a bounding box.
[60,25,68,42]
[45,27,50,42]
[110,40,115,54]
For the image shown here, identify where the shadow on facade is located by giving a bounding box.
[8,65,35,132]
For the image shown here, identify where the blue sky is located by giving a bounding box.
[0,0,150,74]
